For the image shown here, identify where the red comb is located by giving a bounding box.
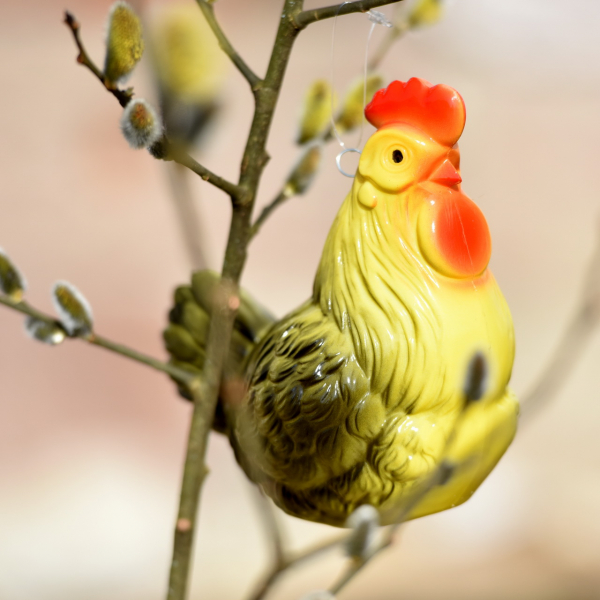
[365,78,466,146]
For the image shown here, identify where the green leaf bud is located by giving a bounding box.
[284,144,322,197]
[25,316,66,346]
[335,74,384,133]
[0,247,26,301]
[408,0,444,29]
[104,1,144,85]
[52,281,94,336]
[297,80,336,145]
[120,99,163,149]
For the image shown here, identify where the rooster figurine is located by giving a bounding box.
[164,78,519,527]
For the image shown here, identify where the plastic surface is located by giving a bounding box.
[166,79,519,527]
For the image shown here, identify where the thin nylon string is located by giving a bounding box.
[358,21,377,149]
[330,7,391,176]
[330,2,350,150]
[330,5,378,152]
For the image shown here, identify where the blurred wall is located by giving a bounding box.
[0,1,599,599]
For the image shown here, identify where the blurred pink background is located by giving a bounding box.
[1,0,599,599]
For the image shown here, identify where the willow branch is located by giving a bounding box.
[249,190,289,239]
[64,11,241,200]
[166,164,208,270]
[249,487,286,571]
[161,139,243,201]
[248,534,345,600]
[367,21,408,70]
[195,0,262,90]
[167,278,236,600]
[0,295,197,386]
[293,0,402,30]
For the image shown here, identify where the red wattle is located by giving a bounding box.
[433,196,491,277]
[418,191,491,279]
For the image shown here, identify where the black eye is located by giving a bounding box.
[392,149,404,163]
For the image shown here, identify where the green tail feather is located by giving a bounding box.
[163,271,275,432]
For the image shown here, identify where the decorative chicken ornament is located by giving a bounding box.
[165,78,518,527]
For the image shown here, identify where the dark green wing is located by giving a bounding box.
[231,302,387,522]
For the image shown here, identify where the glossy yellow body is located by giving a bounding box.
[166,83,519,527]
[237,119,517,525]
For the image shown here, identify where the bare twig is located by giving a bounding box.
[521,227,600,420]
[161,139,243,201]
[166,164,208,270]
[248,534,346,600]
[250,190,289,240]
[195,0,262,90]
[167,278,237,600]
[368,21,408,70]
[249,486,286,569]
[64,11,133,107]
[0,295,197,385]
[293,0,402,30]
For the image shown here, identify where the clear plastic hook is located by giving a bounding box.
[367,10,393,28]
[336,148,361,178]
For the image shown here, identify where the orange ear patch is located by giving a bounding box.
[418,193,491,278]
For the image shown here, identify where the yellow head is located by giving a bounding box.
[355,78,491,281]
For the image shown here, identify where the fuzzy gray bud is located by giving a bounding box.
[25,317,66,346]
[120,99,162,149]
[52,281,94,336]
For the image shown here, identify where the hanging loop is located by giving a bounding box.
[336,148,361,178]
